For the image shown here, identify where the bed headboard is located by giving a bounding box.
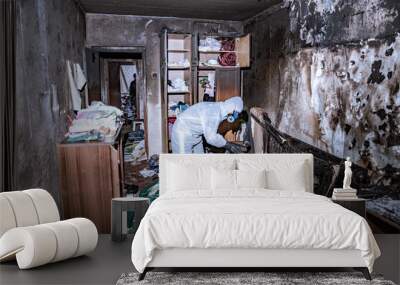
[159,154,314,195]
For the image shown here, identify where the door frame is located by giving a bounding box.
[89,46,148,154]
[100,58,136,107]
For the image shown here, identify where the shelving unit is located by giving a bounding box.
[161,32,194,152]
[197,34,250,103]
[198,34,250,71]
[161,31,251,152]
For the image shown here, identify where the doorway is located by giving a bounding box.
[100,59,140,122]
[86,47,156,197]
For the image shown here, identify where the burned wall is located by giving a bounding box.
[277,39,400,171]
[15,0,86,204]
[85,14,243,155]
[244,0,400,179]
[287,0,400,48]
[244,0,400,229]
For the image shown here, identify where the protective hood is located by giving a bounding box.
[220,97,243,117]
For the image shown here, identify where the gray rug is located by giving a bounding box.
[116,272,395,285]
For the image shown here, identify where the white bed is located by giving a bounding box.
[131,154,380,280]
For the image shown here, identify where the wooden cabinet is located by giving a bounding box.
[215,67,241,101]
[58,140,123,233]
[198,34,250,69]
[235,34,251,68]
[196,34,250,103]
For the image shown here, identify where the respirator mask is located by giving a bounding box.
[227,111,239,123]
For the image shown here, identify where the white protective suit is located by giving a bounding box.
[171,96,243,153]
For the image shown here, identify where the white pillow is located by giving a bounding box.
[237,169,267,189]
[167,160,235,192]
[265,162,306,191]
[211,169,267,190]
[238,159,308,191]
[211,168,236,190]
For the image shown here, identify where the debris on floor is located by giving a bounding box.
[148,154,159,173]
[139,168,157,178]
[139,182,159,202]
[124,140,146,162]
[123,120,159,194]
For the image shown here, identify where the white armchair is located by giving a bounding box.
[0,189,98,269]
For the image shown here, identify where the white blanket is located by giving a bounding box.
[131,190,380,272]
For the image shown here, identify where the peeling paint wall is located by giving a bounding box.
[85,14,243,155]
[244,0,400,185]
[15,0,86,204]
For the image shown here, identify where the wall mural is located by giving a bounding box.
[244,0,400,232]
[277,36,400,181]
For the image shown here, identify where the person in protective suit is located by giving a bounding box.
[205,110,249,153]
[171,96,244,153]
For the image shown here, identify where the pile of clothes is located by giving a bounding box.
[199,37,221,52]
[67,102,123,143]
[168,101,189,117]
[124,140,146,163]
[218,38,236,66]
[167,78,189,93]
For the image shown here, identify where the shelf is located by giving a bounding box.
[168,49,191,53]
[198,64,239,70]
[199,50,237,54]
[167,91,191,94]
[168,66,191,70]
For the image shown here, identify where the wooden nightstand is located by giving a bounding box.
[332,198,366,218]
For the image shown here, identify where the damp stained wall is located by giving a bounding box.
[85,14,243,155]
[244,0,400,184]
[15,0,86,204]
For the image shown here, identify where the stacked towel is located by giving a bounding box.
[332,188,357,200]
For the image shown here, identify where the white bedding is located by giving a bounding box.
[131,190,380,273]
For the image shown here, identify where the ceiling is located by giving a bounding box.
[78,0,281,21]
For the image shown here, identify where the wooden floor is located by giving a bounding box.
[0,235,398,285]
